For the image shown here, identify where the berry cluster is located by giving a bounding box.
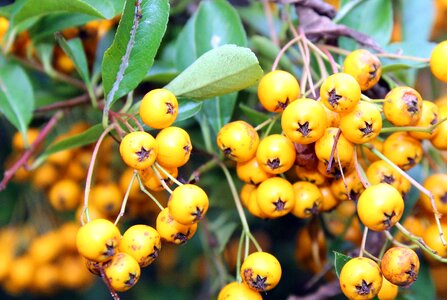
[76,88,209,293]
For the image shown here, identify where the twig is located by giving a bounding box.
[99,267,120,300]
[369,146,447,246]
[272,35,303,71]
[11,55,86,90]
[34,94,91,113]
[0,110,64,191]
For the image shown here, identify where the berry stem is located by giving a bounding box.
[368,146,447,246]
[114,170,137,225]
[359,227,369,258]
[380,116,447,134]
[363,250,380,263]
[375,52,430,63]
[262,113,280,138]
[254,117,275,132]
[395,222,447,263]
[155,162,183,186]
[218,161,262,253]
[354,146,370,189]
[326,128,342,174]
[188,158,218,183]
[383,230,418,249]
[151,165,173,194]
[236,231,246,282]
[81,124,116,225]
[136,174,164,211]
[272,35,302,72]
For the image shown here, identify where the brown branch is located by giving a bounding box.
[0,110,64,191]
[34,94,91,113]
[11,55,86,90]
[99,267,120,300]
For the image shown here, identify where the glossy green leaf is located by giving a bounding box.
[144,62,179,84]
[338,0,393,49]
[166,45,263,100]
[30,13,97,42]
[36,124,103,163]
[208,213,238,253]
[194,0,246,56]
[10,0,115,29]
[333,251,351,278]
[401,0,434,42]
[175,99,202,123]
[102,0,169,104]
[0,63,34,136]
[56,36,90,85]
[202,93,237,135]
[174,14,196,71]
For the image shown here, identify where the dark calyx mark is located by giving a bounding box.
[328,89,342,107]
[405,156,416,168]
[275,98,290,111]
[267,158,281,170]
[381,174,395,184]
[297,121,311,137]
[103,243,115,257]
[136,147,151,162]
[349,189,361,201]
[441,193,447,204]
[166,102,175,115]
[125,273,137,287]
[355,279,372,296]
[243,269,269,292]
[273,198,286,211]
[184,144,191,154]
[430,114,438,125]
[402,93,419,114]
[174,230,190,244]
[359,121,373,136]
[383,211,396,228]
[148,245,160,260]
[223,147,232,157]
[405,263,418,281]
[304,202,319,216]
[368,64,378,80]
[191,206,204,222]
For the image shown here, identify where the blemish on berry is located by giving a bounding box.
[328,89,342,107]
[402,93,419,114]
[136,147,151,162]
[405,263,418,281]
[297,121,311,136]
[355,279,373,296]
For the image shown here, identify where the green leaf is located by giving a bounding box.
[237,2,281,38]
[29,13,97,42]
[174,14,196,71]
[35,43,55,76]
[194,0,246,56]
[144,61,179,84]
[401,0,434,42]
[0,63,34,136]
[333,251,351,278]
[102,0,169,105]
[10,0,115,29]
[175,99,203,123]
[208,213,238,253]
[166,45,263,100]
[56,35,90,86]
[338,0,393,49]
[36,124,103,163]
[202,93,237,135]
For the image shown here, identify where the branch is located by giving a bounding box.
[34,94,91,113]
[0,110,64,191]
